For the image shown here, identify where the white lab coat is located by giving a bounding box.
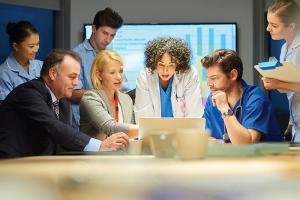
[134,68,204,124]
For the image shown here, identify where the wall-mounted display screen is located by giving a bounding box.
[84,23,237,100]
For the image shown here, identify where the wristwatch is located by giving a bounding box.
[221,108,234,117]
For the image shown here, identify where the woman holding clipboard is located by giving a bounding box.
[263,0,300,142]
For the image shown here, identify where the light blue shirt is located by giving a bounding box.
[159,76,174,118]
[73,39,96,90]
[84,138,101,152]
[45,83,101,152]
[71,39,96,129]
[280,32,300,142]
[0,54,43,101]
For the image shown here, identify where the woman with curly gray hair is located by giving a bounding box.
[134,37,203,123]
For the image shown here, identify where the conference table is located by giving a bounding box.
[0,148,300,200]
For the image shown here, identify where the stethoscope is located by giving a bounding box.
[223,91,244,143]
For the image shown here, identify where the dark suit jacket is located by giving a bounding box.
[0,79,91,158]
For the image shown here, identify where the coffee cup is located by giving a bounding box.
[127,138,142,155]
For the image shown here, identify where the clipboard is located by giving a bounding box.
[254,61,300,83]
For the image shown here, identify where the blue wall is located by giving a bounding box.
[0,3,54,63]
[269,38,284,61]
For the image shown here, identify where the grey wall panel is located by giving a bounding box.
[68,0,254,83]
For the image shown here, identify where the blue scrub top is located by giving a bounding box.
[159,76,174,118]
[204,80,283,142]
[0,54,43,101]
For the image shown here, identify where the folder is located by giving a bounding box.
[254,61,300,83]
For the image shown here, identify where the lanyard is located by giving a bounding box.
[114,94,119,123]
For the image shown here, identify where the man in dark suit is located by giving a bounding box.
[0,49,129,158]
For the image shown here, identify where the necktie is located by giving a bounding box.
[53,100,59,119]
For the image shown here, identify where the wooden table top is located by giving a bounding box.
[0,149,300,200]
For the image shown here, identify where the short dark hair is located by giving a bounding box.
[201,49,243,80]
[40,49,81,77]
[93,7,123,29]
[6,21,38,47]
[145,37,192,74]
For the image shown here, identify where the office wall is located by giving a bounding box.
[0,0,60,10]
[0,0,263,84]
[0,3,54,63]
[68,0,256,84]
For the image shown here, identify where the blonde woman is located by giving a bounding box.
[80,50,138,139]
[263,0,300,142]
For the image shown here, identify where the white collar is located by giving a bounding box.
[45,83,58,103]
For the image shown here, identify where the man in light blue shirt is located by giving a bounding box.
[71,7,129,129]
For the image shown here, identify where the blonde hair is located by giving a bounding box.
[91,50,123,90]
[268,0,300,28]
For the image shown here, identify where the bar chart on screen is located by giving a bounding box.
[84,23,237,101]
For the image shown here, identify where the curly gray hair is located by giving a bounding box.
[144,37,192,73]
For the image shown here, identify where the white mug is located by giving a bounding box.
[127,138,142,155]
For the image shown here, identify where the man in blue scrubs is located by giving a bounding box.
[70,7,129,129]
[202,49,283,143]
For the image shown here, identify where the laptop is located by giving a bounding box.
[139,118,206,139]
[139,118,205,154]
